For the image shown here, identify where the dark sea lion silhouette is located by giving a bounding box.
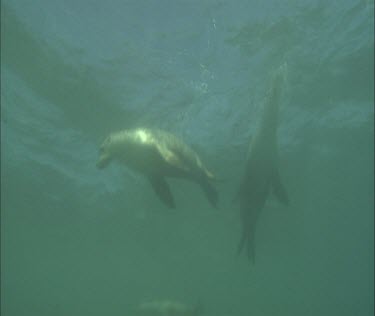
[236,64,289,263]
[97,128,218,209]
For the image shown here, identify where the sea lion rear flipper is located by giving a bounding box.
[237,222,256,264]
[199,179,218,209]
[237,208,257,264]
[148,175,176,209]
[271,169,289,206]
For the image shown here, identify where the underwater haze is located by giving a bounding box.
[1,0,374,315]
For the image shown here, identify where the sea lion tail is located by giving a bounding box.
[205,169,215,179]
[204,169,229,183]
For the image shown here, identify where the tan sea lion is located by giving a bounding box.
[97,128,218,209]
[236,63,290,263]
[135,300,203,316]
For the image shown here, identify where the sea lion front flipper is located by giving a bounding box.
[271,169,289,206]
[147,175,176,209]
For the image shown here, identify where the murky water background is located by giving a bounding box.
[1,1,374,315]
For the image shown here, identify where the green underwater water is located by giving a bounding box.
[1,0,374,315]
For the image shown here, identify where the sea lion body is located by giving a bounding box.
[97,128,218,208]
[237,64,289,263]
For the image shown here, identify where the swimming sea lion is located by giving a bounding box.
[97,128,218,209]
[236,63,289,263]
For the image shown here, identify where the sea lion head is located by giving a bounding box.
[96,130,139,169]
